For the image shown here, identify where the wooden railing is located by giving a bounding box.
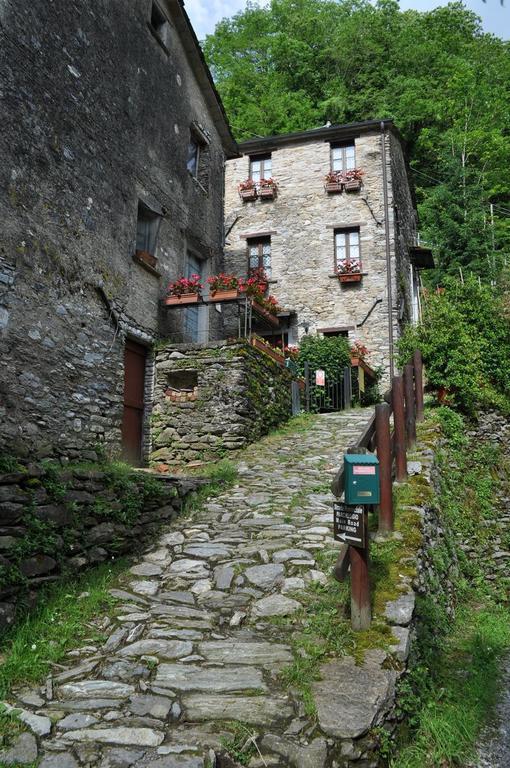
[330,349,425,625]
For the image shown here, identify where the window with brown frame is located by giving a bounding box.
[249,154,272,183]
[330,142,356,173]
[334,228,361,271]
[247,237,271,278]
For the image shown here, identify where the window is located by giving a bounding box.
[187,127,210,188]
[250,154,272,183]
[150,2,170,49]
[136,201,161,257]
[331,143,356,173]
[187,137,200,177]
[334,229,361,269]
[247,237,271,278]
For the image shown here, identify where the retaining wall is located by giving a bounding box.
[150,339,294,469]
[0,463,205,633]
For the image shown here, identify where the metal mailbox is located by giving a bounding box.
[344,454,380,505]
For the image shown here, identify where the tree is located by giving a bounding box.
[204,0,510,282]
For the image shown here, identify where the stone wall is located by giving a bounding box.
[150,340,294,468]
[0,461,206,632]
[0,0,234,460]
[224,125,417,387]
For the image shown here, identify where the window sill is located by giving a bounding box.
[133,253,161,278]
[329,273,368,278]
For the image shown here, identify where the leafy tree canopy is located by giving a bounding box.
[204,0,510,281]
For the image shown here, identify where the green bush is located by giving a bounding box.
[296,335,350,379]
[398,277,510,414]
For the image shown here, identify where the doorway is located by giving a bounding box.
[122,339,147,465]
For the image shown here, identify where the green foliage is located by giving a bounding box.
[297,334,350,379]
[204,0,510,280]
[0,560,124,700]
[392,410,510,766]
[398,277,510,413]
[0,456,23,473]
[220,722,258,766]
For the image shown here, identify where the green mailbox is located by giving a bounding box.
[344,454,380,505]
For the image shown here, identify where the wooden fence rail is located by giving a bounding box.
[330,349,425,629]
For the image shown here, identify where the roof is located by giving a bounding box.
[171,0,238,158]
[238,119,399,154]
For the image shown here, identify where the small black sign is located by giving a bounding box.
[333,503,365,548]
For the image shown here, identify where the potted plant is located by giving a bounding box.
[251,294,281,328]
[135,250,158,269]
[238,178,257,202]
[350,340,369,366]
[164,274,202,305]
[343,168,364,192]
[337,259,363,283]
[258,177,278,200]
[324,171,343,193]
[207,273,241,301]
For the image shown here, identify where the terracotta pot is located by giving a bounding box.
[350,356,360,366]
[135,250,158,268]
[325,181,343,193]
[164,293,200,305]
[210,289,239,301]
[339,273,362,283]
[251,301,280,328]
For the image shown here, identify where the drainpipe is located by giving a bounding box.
[380,121,394,379]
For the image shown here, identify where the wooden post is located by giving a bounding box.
[392,375,407,482]
[413,349,424,422]
[350,509,371,630]
[404,363,416,449]
[375,402,393,532]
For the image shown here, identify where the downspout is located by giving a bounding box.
[380,121,394,379]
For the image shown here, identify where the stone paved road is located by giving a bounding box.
[3,410,373,768]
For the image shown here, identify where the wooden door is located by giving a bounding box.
[122,339,147,465]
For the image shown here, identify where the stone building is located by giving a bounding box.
[0,0,237,464]
[224,120,432,384]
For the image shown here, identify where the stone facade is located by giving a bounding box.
[0,0,236,462]
[0,462,207,632]
[224,120,422,386]
[150,340,294,468]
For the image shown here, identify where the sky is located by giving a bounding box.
[185,0,509,41]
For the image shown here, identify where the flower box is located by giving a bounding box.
[210,289,240,301]
[239,188,257,202]
[135,249,158,269]
[164,293,200,306]
[345,179,362,192]
[251,336,285,365]
[325,181,343,193]
[339,272,363,283]
[251,300,280,328]
[259,186,276,200]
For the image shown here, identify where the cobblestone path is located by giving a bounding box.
[4,410,373,768]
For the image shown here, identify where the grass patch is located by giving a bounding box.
[392,603,510,767]
[182,459,238,515]
[0,559,125,701]
[391,406,510,766]
[220,721,258,765]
